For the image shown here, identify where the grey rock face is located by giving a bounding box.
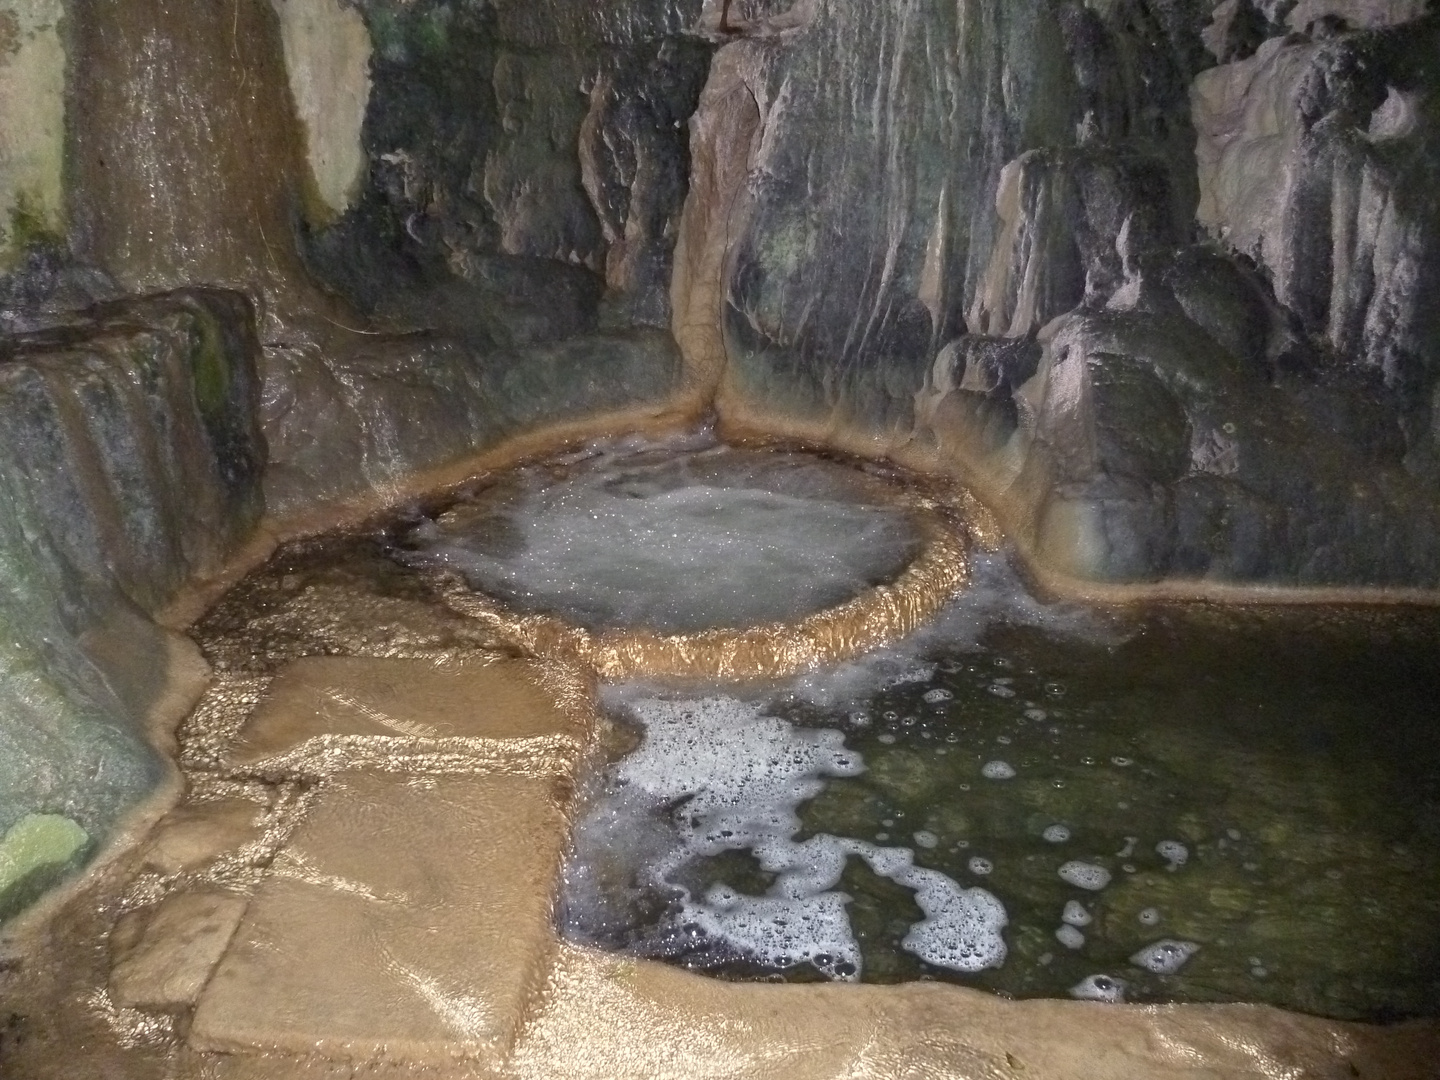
[675,0,1440,588]
[685,0,1208,422]
[308,0,712,333]
[1194,16,1440,477]
[0,289,264,888]
[261,329,686,517]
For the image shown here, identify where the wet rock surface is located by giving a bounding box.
[671,0,1440,589]
[0,287,263,880]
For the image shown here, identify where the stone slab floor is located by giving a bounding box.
[2,571,1438,1079]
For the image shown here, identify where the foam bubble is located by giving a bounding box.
[913,830,939,849]
[1130,939,1199,974]
[1062,900,1092,926]
[1042,824,1071,843]
[1138,907,1161,927]
[967,856,994,875]
[1058,861,1112,890]
[981,760,1016,780]
[681,887,859,980]
[779,553,1127,711]
[1070,974,1127,1003]
[1156,840,1188,869]
[1055,924,1085,949]
[565,694,1007,980]
[923,688,953,704]
[899,866,1009,972]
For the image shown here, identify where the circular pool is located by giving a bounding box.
[399,439,981,680]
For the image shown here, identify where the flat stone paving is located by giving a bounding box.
[224,654,590,776]
[183,655,586,1069]
[190,771,568,1067]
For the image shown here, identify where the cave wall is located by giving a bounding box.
[674,0,1440,588]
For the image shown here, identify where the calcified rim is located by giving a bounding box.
[431,490,975,683]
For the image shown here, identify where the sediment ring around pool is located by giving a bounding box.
[431,493,975,682]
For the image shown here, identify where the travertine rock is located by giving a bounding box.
[273,0,372,217]
[109,891,248,1011]
[260,328,688,517]
[190,771,571,1066]
[224,655,591,775]
[141,801,264,877]
[0,290,262,886]
[0,0,65,270]
[1193,17,1440,477]
[512,942,1440,1080]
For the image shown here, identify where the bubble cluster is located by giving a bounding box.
[568,694,1007,980]
[1062,900,1092,926]
[1055,924,1085,949]
[1042,824,1071,843]
[967,856,995,875]
[1058,861,1112,891]
[981,760,1016,780]
[1131,939,1200,974]
[1156,840,1189,869]
[1070,974,1127,1003]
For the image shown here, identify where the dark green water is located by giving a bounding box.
[622,598,1440,1021]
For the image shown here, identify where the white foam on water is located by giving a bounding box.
[981,760,1016,780]
[1131,939,1200,974]
[1042,824,1072,843]
[1055,924,1086,949]
[1062,900,1092,926]
[1138,906,1162,926]
[682,886,860,980]
[1058,861,1112,890]
[405,445,923,633]
[901,867,1009,972]
[968,856,994,875]
[564,694,1007,980]
[1156,840,1189,869]
[1070,974,1127,1003]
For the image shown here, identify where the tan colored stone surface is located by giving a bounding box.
[225,655,592,776]
[190,770,570,1068]
[513,943,1440,1080]
[141,800,265,876]
[108,891,248,1011]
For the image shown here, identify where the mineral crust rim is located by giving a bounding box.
[434,494,973,682]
